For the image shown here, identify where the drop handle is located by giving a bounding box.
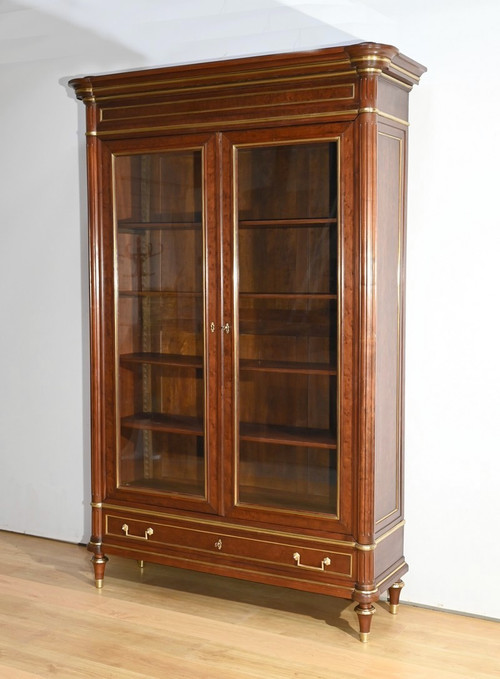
[122,523,154,540]
[293,552,331,571]
[222,323,230,334]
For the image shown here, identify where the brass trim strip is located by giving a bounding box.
[350,55,421,83]
[86,131,97,136]
[100,502,356,547]
[90,502,103,508]
[380,72,412,90]
[88,540,102,548]
[350,55,392,65]
[106,542,355,591]
[355,543,375,552]
[376,563,407,589]
[375,520,405,544]
[100,83,356,117]
[353,587,379,596]
[90,59,354,95]
[358,108,409,127]
[92,109,359,136]
[391,62,421,83]
[354,520,405,551]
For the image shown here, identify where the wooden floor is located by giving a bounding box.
[0,531,498,678]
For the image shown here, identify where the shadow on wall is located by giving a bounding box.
[8,0,361,69]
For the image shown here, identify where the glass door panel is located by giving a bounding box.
[236,140,338,515]
[114,149,206,498]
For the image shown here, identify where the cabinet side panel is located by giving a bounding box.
[374,125,406,532]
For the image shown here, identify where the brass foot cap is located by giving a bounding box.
[359,632,369,643]
[390,603,399,615]
[95,579,103,589]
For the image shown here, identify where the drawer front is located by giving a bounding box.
[105,513,353,579]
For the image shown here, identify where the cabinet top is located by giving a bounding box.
[70,43,426,137]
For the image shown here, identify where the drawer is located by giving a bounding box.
[105,513,353,579]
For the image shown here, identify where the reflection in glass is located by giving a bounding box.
[237,141,338,515]
[114,150,206,497]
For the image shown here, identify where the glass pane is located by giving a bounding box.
[114,150,205,497]
[236,141,338,515]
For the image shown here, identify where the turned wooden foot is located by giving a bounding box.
[388,580,404,615]
[354,603,376,642]
[91,554,109,589]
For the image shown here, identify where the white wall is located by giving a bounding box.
[0,0,498,619]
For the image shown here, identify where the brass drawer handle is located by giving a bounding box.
[214,538,223,550]
[122,523,154,540]
[222,323,230,334]
[293,552,331,571]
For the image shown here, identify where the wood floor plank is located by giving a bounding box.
[0,531,498,679]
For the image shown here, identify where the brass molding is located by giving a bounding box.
[88,540,102,549]
[358,107,409,127]
[90,501,103,508]
[356,67,383,75]
[380,72,412,90]
[86,131,97,136]
[350,55,392,66]
[375,520,405,545]
[355,542,376,552]
[354,588,379,596]
[354,520,405,551]
[391,62,422,83]
[354,604,376,615]
[376,563,407,589]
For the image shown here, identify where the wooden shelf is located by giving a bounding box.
[119,290,202,298]
[238,218,337,229]
[240,358,336,375]
[239,485,336,513]
[121,477,204,496]
[239,293,337,300]
[118,220,202,232]
[240,422,336,449]
[120,353,203,369]
[122,413,204,436]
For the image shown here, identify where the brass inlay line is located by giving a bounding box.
[375,129,404,527]
[92,109,359,136]
[89,59,354,95]
[90,501,103,508]
[101,503,356,546]
[380,72,412,90]
[358,107,409,127]
[106,542,355,590]
[375,520,405,544]
[100,84,356,123]
[391,62,422,82]
[106,513,352,577]
[376,563,407,589]
[354,520,405,551]
[94,70,358,104]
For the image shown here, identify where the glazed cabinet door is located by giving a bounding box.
[222,124,355,533]
[100,134,220,514]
